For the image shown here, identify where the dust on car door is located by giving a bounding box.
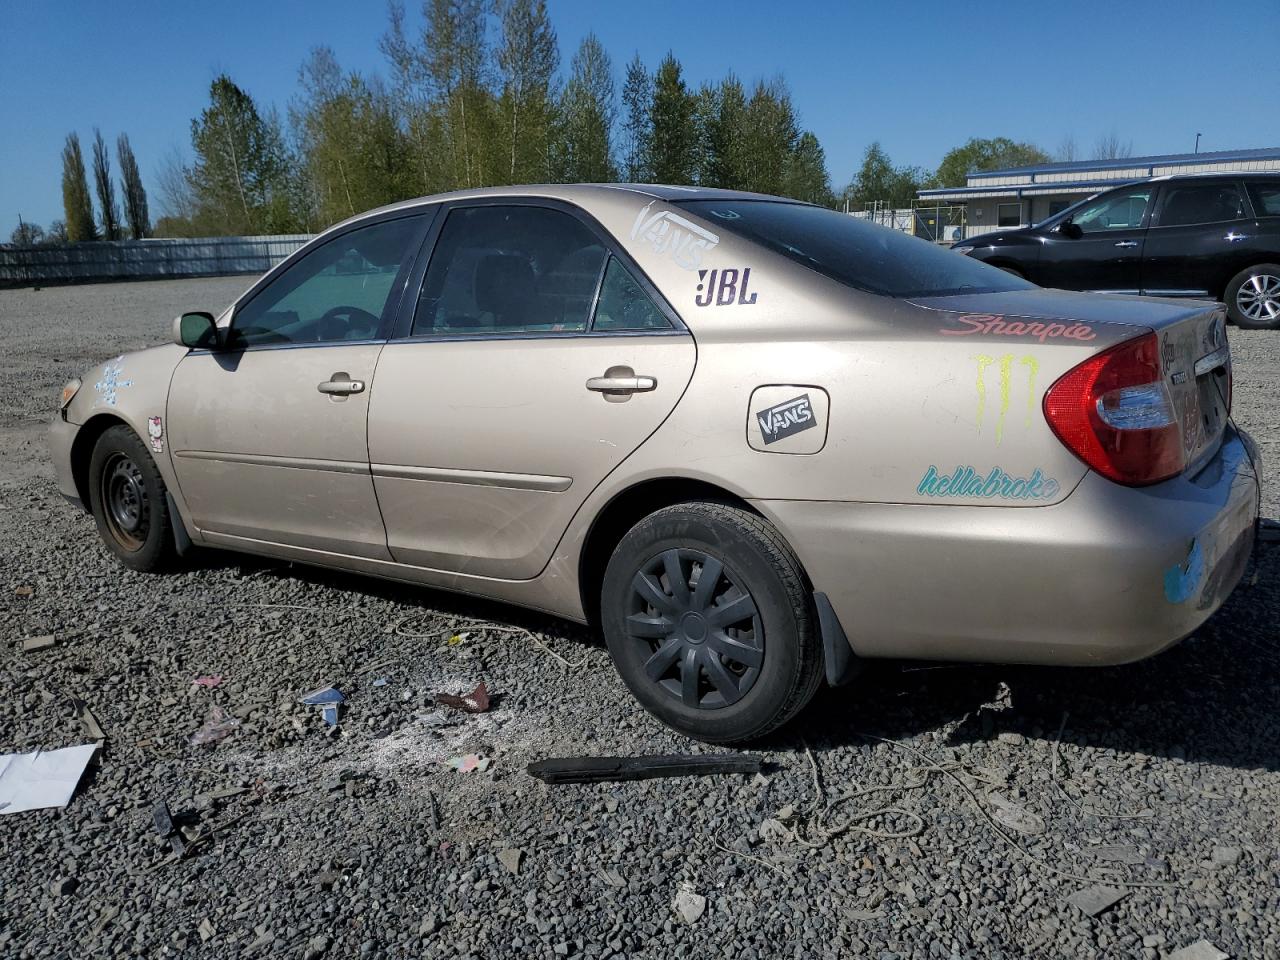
[366,201,696,579]
[167,212,433,557]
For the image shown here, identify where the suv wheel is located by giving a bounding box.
[87,425,180,572]
[600,502,824,743]
[1225,263,1280,329]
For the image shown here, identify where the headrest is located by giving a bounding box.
[475,254,536,318]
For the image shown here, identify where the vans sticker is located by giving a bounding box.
[756,394,814,444]
[630,201,719,270]
[696,268,758,307]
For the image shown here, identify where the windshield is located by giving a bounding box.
[674,200,1034,298]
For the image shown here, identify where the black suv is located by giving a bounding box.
[953,173,1280,328]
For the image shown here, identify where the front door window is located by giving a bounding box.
[1072,188,1152,232]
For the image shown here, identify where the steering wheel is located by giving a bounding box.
[315,304,380,341]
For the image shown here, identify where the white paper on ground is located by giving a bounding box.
[0,744,97,815]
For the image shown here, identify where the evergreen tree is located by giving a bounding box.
[784,131,833,206]
[703,74,748,189]
[91,128,122,240]
[620,54,652,182]
[497,0,559,182]
[116,133,151,239]
[843,142,929,208]
[649,53,694,185]
[554,33,615,182]
[60,133,97,242]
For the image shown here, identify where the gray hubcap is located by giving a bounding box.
[1237,273,1280,323]
[625,548,764,709]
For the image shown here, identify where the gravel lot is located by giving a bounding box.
[2,277,1279,960]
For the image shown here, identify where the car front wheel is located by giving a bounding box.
[1225,263,1280,329]
[600,501,824,743]
[87,425,179,572]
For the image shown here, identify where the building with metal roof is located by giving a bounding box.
[917,147,1280,237]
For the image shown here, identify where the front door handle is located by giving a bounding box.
[1114,240,1139,248]
[586,366,657,402]
[1224,232,1249,243]
[318,372,366,399]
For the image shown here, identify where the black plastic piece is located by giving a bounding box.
[166,492,193,556]
[527,754,761,784]
[815,591,859,687]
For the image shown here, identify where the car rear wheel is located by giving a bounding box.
[87,425,179,572]
[1225,263,1280,329]
[600,501,823,743]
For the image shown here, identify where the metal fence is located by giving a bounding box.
[0,234,314,287]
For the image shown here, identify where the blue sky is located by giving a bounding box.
[2,0,1277,236]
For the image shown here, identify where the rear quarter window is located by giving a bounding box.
[675,200,1033,299]
[1246,181,1280,217]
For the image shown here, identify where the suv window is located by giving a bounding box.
[674,200,1032,298]
[413,206,607,336]
[231,216,422,347]
[1246,181,1280,217]
[1157,183,1246,227]
[1071,187,1152,232]
[592,257,671,331]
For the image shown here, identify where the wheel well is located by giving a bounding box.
[578,478,756,628]
[69,413,129,509]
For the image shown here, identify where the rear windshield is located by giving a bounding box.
[675,200,1034,298]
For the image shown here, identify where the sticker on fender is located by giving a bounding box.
[756,394,814,444]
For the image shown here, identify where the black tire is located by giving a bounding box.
[1224,263,1280,329]
[600,501,823,743]
[87,425,179,572]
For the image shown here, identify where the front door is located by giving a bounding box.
[168,212,430,558]
[1034,184,1153,292]
[1141,180,1250,296]
[367,202,696,579]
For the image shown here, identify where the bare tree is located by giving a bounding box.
[1092,129,1133,160]
[1056,134,1078,162]
[91,128,122,239]
[155,146,196,223]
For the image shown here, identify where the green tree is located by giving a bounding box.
[649,53,694,184]
[60,133,97,242]
[785,131,833,206]
[741,79,798,195]
[620,53,652,182]
[188,75,296,234]
[553,33,615,182]
[91,129,122,240]
[496,0,559,182]
[935,136,1050,188]
[843,142,930,208]
[116,133,150,239]
[700,74,748,189]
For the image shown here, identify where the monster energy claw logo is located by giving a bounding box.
[974,353,1039,445]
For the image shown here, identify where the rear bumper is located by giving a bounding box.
[754,427,1260,666]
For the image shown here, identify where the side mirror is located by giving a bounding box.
[1057,220,1083,240]
[173,311,219,349]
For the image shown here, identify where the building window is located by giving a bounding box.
[997,203,1022,227]
[1048,200,1071,216]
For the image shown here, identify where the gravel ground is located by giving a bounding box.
[2,277,1279,960]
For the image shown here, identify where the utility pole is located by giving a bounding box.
[1194,133,1202,154]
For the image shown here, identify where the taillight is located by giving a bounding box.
[1042,332,1183,486]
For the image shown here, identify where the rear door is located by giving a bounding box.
[1141,180,1251,296]
[168,212,431,557]
[1035,184,1153,291]
[366,201,696,579]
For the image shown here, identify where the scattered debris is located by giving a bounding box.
[1087,844,1145,865]
[599,867,626,889]
[191,675,223,688]
[14,585,34,597]
[69,699,106,743]
[528,754,762,785]
[188,706,239,747]
[152,800,187,857]
[673,885,706,924]
[996,731,1025,746]
[1167,940,1230,960]
[372,678,388,688]
[1211,845,1242,866]
[446,633,468,646]
[197,917,215,943]
[986,792,1045,836]
[446,755,490,773]
[49,876,78,896]
[300,686,345,705]
[0,744,97,815]
[21,635,56,652]
[434,681,491,714]
[321,705,339,727]
[497,847,524,875]
[1065,885,1128,917]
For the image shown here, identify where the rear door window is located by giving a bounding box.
[413,205,607,336]
[1245,181,1280,217]
[1156,182,1247,227]
[675,200,1032,298]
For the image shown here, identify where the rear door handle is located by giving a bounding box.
[586,366,657,402]
[1114,241,1139,248]
[318,372,365,398]
[1224,232,1249,243]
